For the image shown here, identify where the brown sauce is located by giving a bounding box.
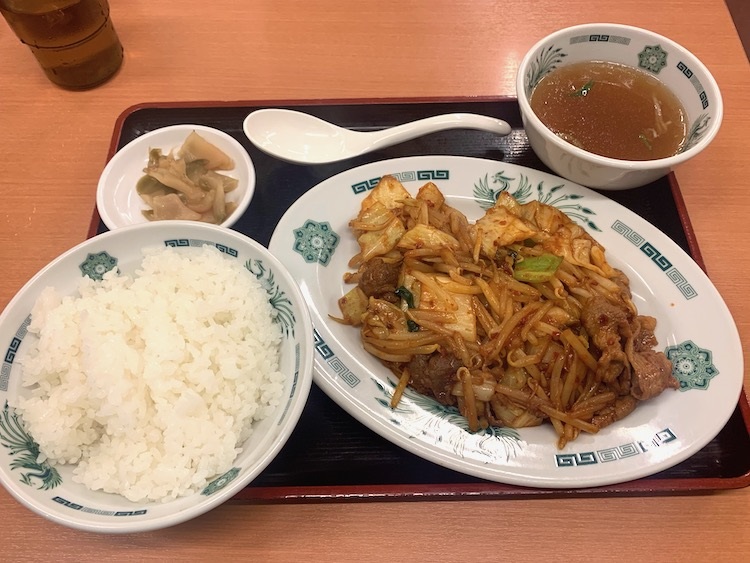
[529,61,687,160]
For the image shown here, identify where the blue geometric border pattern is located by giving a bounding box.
[163,239,238,257]
[610,220,697,299]
[52,496,147,516]
[677,61,709,109]
[350,170,450,194]
[570,33,631,45]
[1,315,31,392]
[313,329,360,388]
[555,428,676,467]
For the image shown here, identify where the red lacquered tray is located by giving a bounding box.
[91,98,750,501]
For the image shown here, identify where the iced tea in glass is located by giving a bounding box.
[0,0,123,90]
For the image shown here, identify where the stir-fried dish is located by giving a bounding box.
[336,176,677,448]
[137,131,239,224]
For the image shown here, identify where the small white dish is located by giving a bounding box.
[96,125,256,230]
[0,221,313,532]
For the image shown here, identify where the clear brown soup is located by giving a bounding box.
[529,61,687,161]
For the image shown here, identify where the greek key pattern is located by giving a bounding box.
[163,239,238,257]
[351,178,381,194]
[351,170,450,194]
[392,171,417,183]
[611,220,697,300]
[677,61,709,109]
[417,170,449,181]
[52,496,147,516]
[570,33,630,45]
[611,220,645,246]
[641,242,673,271]
[1,315,31,392]
[314,329,360,388]
[326,356,360,388]
[313,328,334,360]
[0,362,10,393]
[555,428,677,467]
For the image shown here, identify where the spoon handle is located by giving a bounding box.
[367,113,512,150]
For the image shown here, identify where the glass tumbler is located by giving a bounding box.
[0,0,124,90]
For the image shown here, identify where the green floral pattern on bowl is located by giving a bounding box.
[79,251,118,281]
[638,45,668,74]
[0,402,61,490]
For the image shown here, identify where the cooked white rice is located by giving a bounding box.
[15,244,284,503]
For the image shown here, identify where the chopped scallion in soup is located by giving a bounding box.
[529,61,687,160]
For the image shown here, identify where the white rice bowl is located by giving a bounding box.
[0,221,313,533]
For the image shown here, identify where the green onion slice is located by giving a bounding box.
[513,254,563,283]
[570,80,594,97]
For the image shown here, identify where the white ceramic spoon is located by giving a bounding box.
[242,108,512,164]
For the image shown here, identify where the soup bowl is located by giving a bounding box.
[516,23,722,190]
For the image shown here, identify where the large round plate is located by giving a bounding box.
[268,155,743,488]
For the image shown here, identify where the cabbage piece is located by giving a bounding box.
[202,170,239,193]
[337,286,369,325]
[363,298,411,333]
[472,205,540,257]
[360,175,413,211]
[178,131,234,170]
[185,159,210,183]
[136,175,173,206]
[416,181,445,208]
[490,396,544,428]
[397,223,460,251]
[542,224,613,277]
[475,192,614,278]
[515,200,569,235]
[143,193,202,221]
[350,202,406,266]
[144,155,204,203]
[418,274,476,342]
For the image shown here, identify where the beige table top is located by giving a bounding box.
[1,1,748,560]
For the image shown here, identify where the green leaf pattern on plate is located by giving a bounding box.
[473,171,601,231]
[373,378,522,463]
[523,44,568,97]
[0,402,61,490]
[245,259,296,339]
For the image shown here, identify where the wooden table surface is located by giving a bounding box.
[1,1,748,560]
